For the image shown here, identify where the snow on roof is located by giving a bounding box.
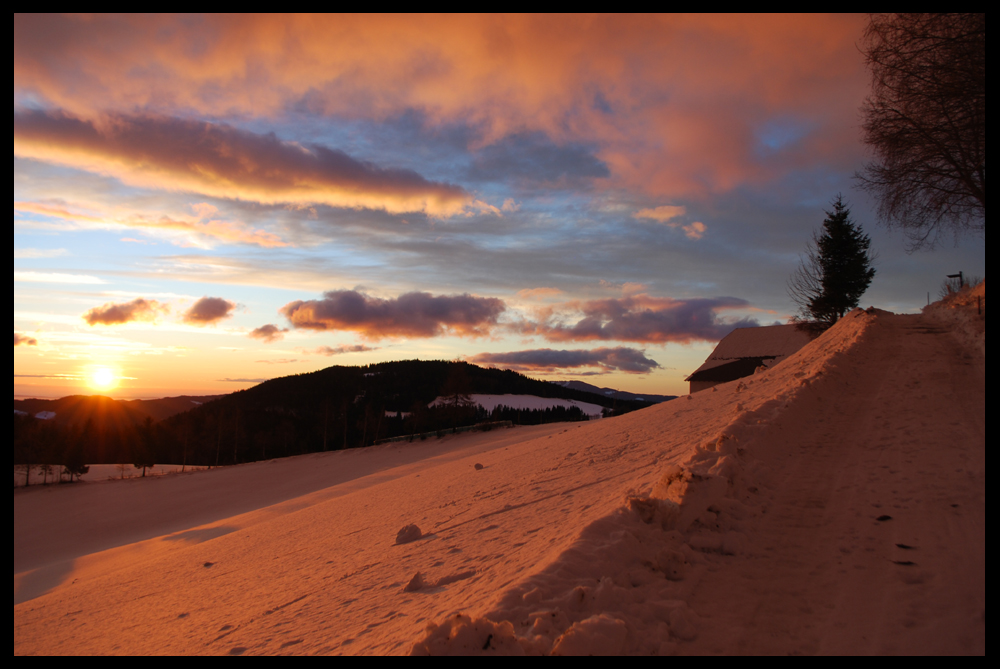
[686,324,812,381]
[34,411,57,420]
[704,324,812,360]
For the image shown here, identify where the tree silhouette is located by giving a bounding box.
[856,13,985,250]
[438,364,477,430]
[133,416,156,477]
[789,196,876,328]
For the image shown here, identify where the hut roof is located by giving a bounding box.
[685,324,813,383]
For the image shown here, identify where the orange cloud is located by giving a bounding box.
[14,201,104,224]
[15,14,870,201]
[14,200,287,248]
[516,287,565,301]
[632,205,706,240]
[280,290,505,340]
[517,294,759,344]
[633,205,686,223]
[469,346,659,374]
[14,110,471,216]
[682,221,707,240]
[14,333,38,347]
[83,298,167,326]
[184,297,236,326]
[248,324,288,343]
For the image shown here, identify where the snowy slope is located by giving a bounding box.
[14,304,985,655]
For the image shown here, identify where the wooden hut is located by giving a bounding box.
[685,324,813,393]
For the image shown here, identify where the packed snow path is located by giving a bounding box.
[14,309,984,655]
[676,313,985,655]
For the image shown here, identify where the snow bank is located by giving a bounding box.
[923,280,985,359]
[411,309,884,655]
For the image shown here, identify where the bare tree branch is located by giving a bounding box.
[856,13,985,251]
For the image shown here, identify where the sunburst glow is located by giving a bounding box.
[89,367,118,392]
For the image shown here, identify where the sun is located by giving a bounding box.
[89,367,118,392]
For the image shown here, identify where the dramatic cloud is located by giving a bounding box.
[14,333,38,347]
[14,110,472,216]
[14,14,868,201]
[248,324,289,343]
[281,290,506,339]
[184,297,236,326]
[313,345,377,356]
[469,347,659,374]
[519,295,759,344]
[83,298,167,326]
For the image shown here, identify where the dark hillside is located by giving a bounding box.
[14,360,656,470]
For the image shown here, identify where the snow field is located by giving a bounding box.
[14,305,984,655]
[411,309,888,655]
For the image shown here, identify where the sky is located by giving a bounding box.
[13,14,985,399]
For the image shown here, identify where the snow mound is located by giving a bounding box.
[923,280,985,358]
[411,308,885,655]
[395,524,423,545]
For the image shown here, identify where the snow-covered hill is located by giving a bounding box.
[14,299,985,655]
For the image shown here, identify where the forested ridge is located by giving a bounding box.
[14,360,655,473]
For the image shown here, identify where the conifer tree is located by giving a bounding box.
[789,196,877,327]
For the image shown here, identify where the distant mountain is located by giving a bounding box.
[15,395,152,429]
[123,396,225,422]
[13,395,225,465]
[14,395,223,424]
[552,380,677,404]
